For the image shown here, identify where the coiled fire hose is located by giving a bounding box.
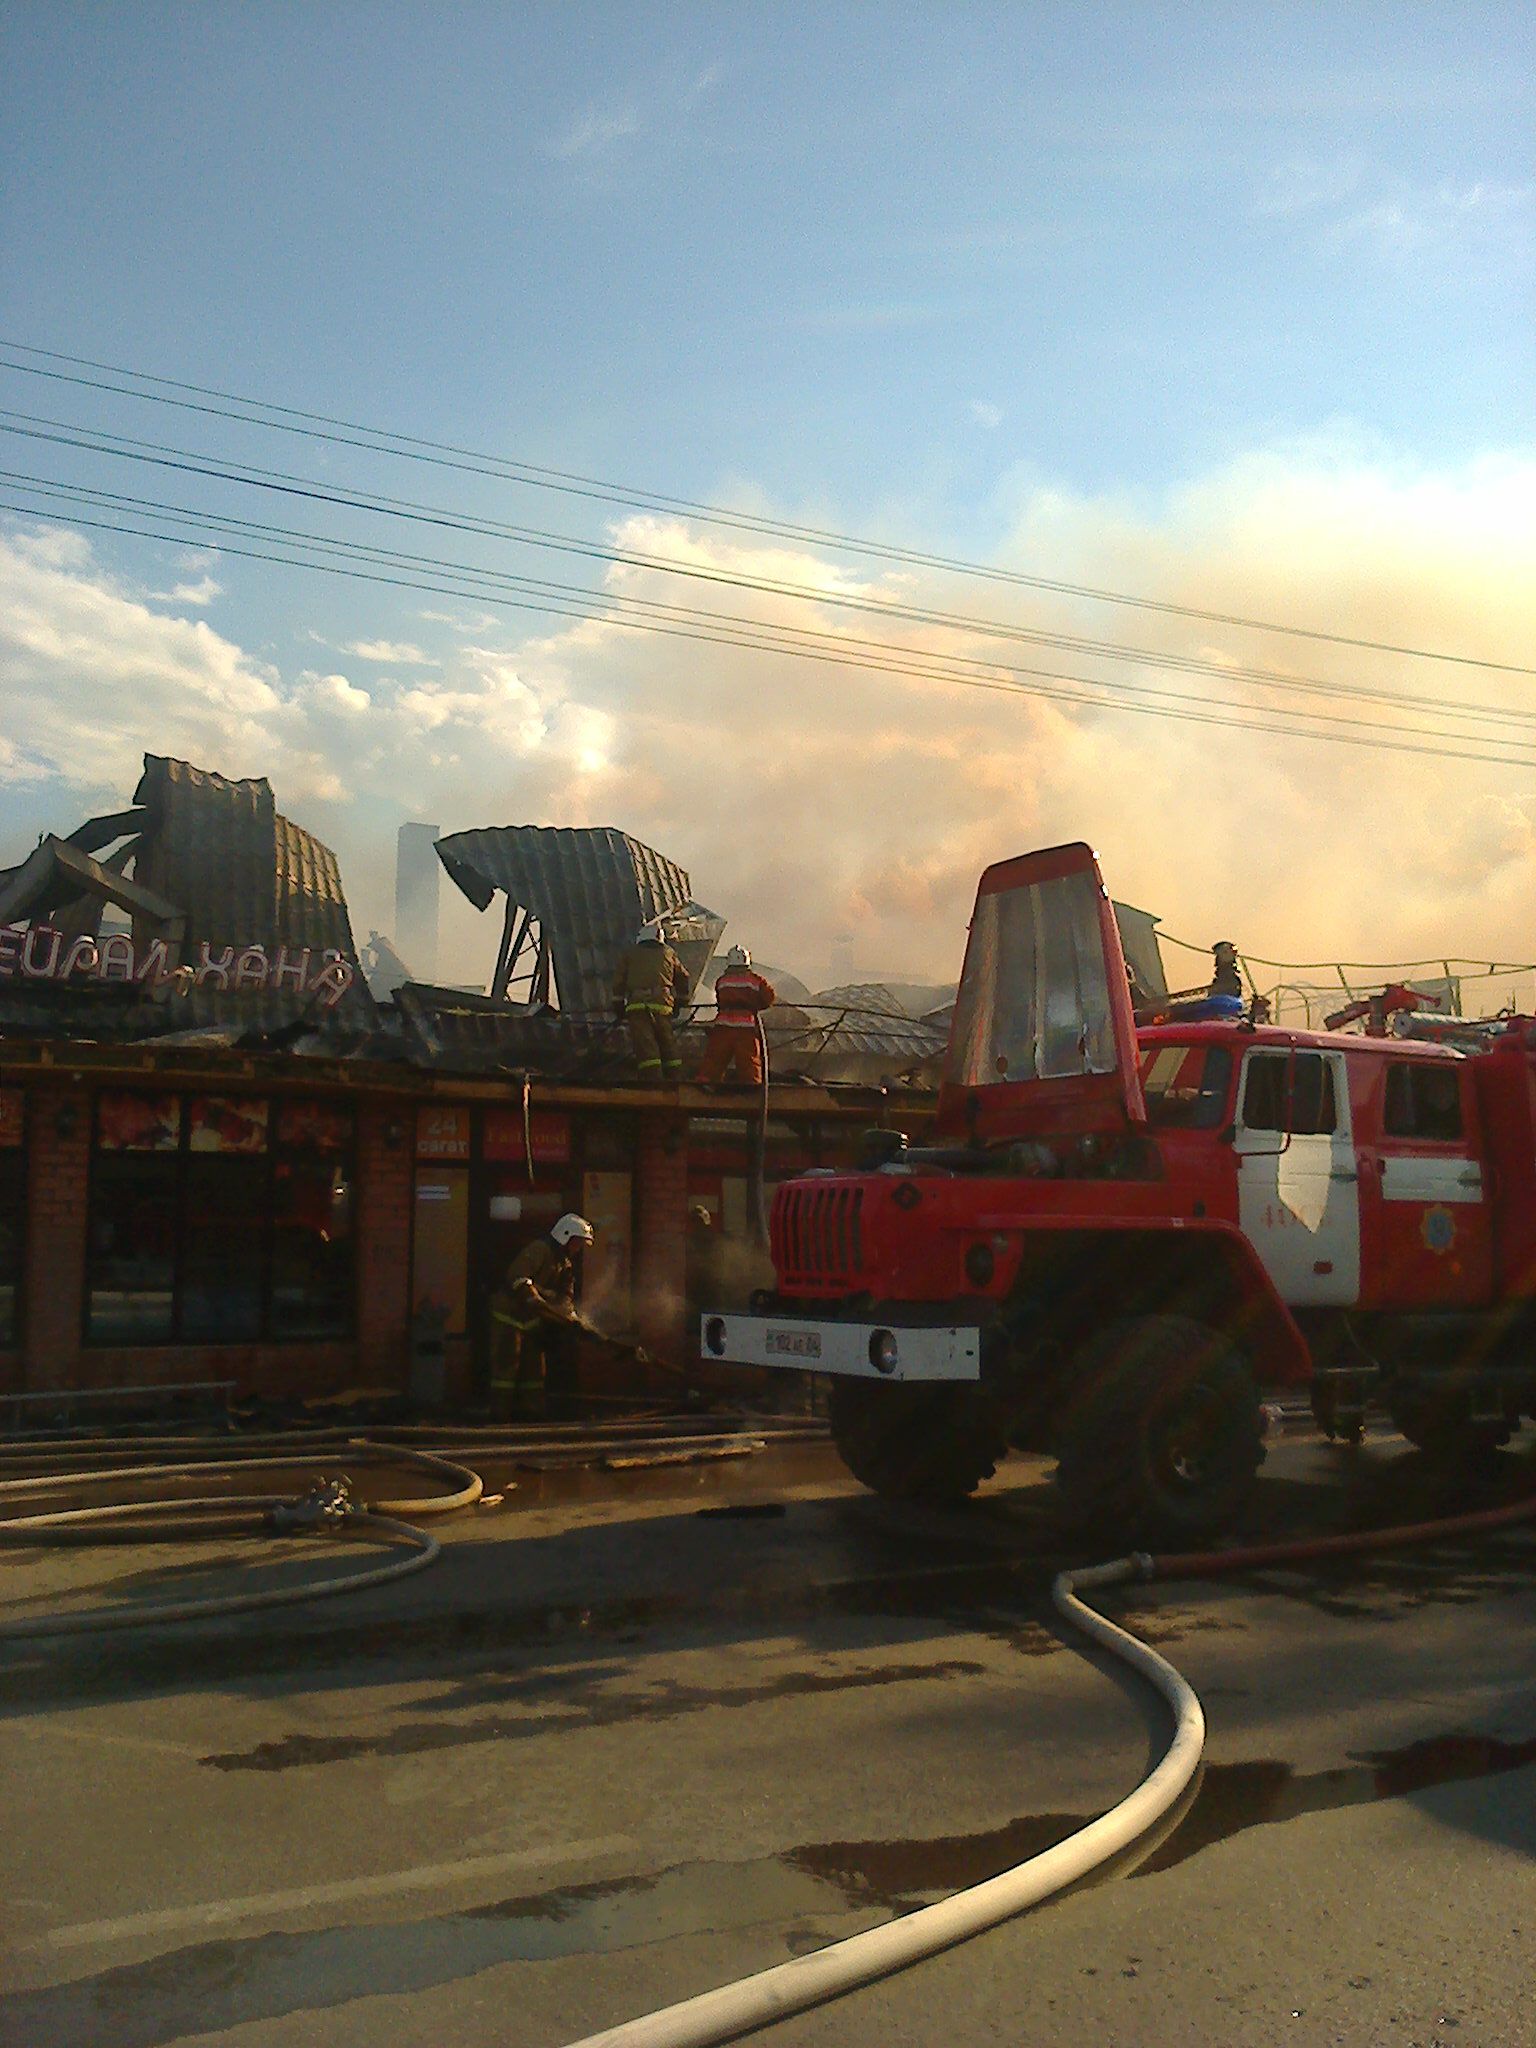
[0,1441,479,1640]
[562,1484,1536,2048]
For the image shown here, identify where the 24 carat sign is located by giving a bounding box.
[416,1108,471,1161]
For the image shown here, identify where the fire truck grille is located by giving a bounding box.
[774,1183,864,1280]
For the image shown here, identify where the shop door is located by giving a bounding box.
[1236,1048,1360,1306]
[411,1167,470,1336]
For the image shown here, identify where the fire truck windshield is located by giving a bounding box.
[1138,1043,1235,1129]
[946,870,1118,1088]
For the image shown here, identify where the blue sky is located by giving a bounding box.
[5,3,1530,516]
[1,3,1532,995]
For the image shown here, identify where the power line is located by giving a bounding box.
[2,336,1531,676]
[5,480,1534,772]
[6,409,1533,741]
[11,470,1536,761]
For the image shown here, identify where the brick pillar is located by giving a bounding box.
[23,1083,90,1391]
[634,1107,689,1367]
[355,1101,413,1387]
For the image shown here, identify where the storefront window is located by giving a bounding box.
[87,1154,180,1344]
[180,1155,268,1341]
[85,1093,356,1346]
[271,1151,355,1340]
[0,1089,27,1347]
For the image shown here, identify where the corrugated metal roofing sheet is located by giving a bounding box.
[131,755,357,963]
[434,825,724,1017]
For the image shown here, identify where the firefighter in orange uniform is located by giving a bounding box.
[698,946,775,1087]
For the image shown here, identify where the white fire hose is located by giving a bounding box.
[560,1479,1536,2047]
[562,1553,1201,2048]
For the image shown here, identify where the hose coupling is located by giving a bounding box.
[268,1477,356,1534]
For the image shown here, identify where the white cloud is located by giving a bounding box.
[1257,158,1534,262]
[346,638,438,666]
[154,575,222,607]
[2,447,1532,1001]
[1332,179,1534,257]
[969,400,1005,431]
[548,106,641,161]
[0,525,284,800]
[302,671,372,716]
[418,607,500,633]
[1254,157,1365,220]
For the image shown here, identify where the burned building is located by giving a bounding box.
[0,774,939,1415]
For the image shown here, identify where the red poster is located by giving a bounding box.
[97,1092,182,1152]
[483,1108,572,1164]
[189,1097,270,1154]
[0,1089,23,1148]
[278,1100,353,1151]
[416,1106,471,1161]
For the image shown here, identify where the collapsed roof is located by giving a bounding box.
[131,755,358,961]
[764,984,948,1086]
[435,824,725,1016]
[0,754,374,1044]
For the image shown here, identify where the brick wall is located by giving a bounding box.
[632,1107,689,1370]
[354,1101,412,1385]
[22,1083,90,1392]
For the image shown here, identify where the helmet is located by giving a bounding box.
[551,1213,595,1249]
[725,945,751,969]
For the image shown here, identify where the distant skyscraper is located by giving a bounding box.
[395,823,441,981]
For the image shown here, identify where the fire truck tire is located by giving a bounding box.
[1054,1316,1264,1544]
[828,1381,1006,1505]
[1387,1392,1511,1460]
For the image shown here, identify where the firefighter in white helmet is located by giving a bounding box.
[698,945,776,1088]
[611,920,689,1086]
[487,1213,595,1419]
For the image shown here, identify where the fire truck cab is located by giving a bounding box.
[702,843,1536,1541]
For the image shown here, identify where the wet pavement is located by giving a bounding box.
[1,1428,1532,2046]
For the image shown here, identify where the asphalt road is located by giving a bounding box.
[1,1426,1532,2048]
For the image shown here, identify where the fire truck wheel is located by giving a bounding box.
[1054,1316,1264,1545]
[827,1380,1006,1505]
[1387,1392,1511,1461]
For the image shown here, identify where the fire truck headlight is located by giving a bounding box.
[704,1317,728,1357]
[869,1329,899,1374]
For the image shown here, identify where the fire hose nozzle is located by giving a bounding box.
[267,1477,355,1535]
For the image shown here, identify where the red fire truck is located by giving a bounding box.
[702,843,1536,1540]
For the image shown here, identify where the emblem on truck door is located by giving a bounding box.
[766,1329,823,1359]
[1421,1206,1457,1254]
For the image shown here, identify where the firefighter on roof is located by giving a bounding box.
[488,1213,595,1419]
[698,945,775,1088]
[612,920,689,1086]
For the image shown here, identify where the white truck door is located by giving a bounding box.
[1236,1048,1360,1307]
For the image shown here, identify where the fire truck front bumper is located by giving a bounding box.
[699,1314,982,1383]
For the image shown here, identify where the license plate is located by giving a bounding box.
[766,1328,822,1359]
